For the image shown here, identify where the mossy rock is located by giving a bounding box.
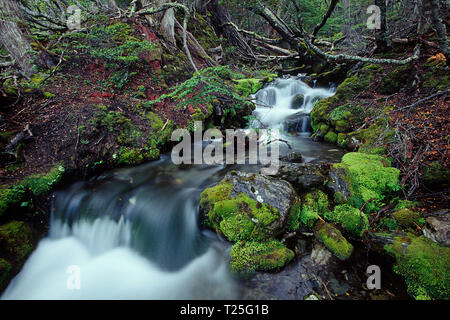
[0,221,34,264]
[330,152,400,213]
[286,200,302,231]
[314,221,353,260]
[385,235,450,299]
[300,190,329,228]
[291,94,305,109]
[378,65,412,95]
[209,193,280,242]
[325,204,369,237]
[0,186,26,217]
[324,131,337,143]
[0,258,12,291]
[233,78,264,97]
[20,164,65,196]
[392,208,421,229]
[230,240,294,273]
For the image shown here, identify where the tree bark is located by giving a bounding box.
[427,0,449,63]
[0,0,35,76]
[374,0,392,53]
[206,0,255,58]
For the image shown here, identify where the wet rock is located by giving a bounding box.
[199,171,298,239]
[239,241,354,300]
[291,94,305,109]
[423,209,450,247]
[230,240,295,272]
[284,113,311,133]
[327,166,352,203]
[280,151,303,163]
[272,162,328,190]
[314,221,354,260]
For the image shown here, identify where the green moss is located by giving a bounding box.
[333,152,400,212]
[337,133,347,147]
[0,186,26,217]
[326,204,369,237]
[199,181,233,214]
[319,123,329,135]
[0,258,12,290]
[0,221,33,264]
[392,208,421,229]
[378,217,398,231]
[286,200,302,231]
[324,131,337,143]
[233,78,264,97]
[385,235,450,299]
[314,221,354,260]
[43,92,56,98]
[300,190,329,228]
[211,193,279,242]
[378,65,412,94]
[145,111,164,130]
[230,240,294,272]
[21,164,65,196]
[395,200,420,210]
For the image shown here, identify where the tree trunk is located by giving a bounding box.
[375,0,392,53]
[0,0,35,76]
[206,0,254,58]
[427,0,449,63]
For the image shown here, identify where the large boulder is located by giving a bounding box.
[326,152,400,213]
[199,171,298,241]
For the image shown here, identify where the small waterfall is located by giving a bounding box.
[253,77,335,133]
[1,158,237,300]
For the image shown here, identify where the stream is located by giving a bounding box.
[2,76,350,300]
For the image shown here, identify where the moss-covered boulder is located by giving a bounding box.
[385,235,450,300]
[0,221,34,290]
[0,163,65,217]
[327,152,400,213]
[324,131,337,143]
[300,190,329,228]
[230,240,295,272]
[314,221,354,260]
[0,221,34,263]
[325,204,369,237]
[200,171,299,240]
[392,208,421,229]
[233,78,264,97]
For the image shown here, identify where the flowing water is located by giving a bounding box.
[2,77,344,300]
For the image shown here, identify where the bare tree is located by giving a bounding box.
[0,0,36,76]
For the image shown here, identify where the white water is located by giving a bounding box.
[2,216,236,300]
[252,77,335,131]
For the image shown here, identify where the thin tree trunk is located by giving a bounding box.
[313,0,340,39]
[0,0,35,76]
[206,0,255,58]
[427,0,449,62]
[375,0,392,53]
